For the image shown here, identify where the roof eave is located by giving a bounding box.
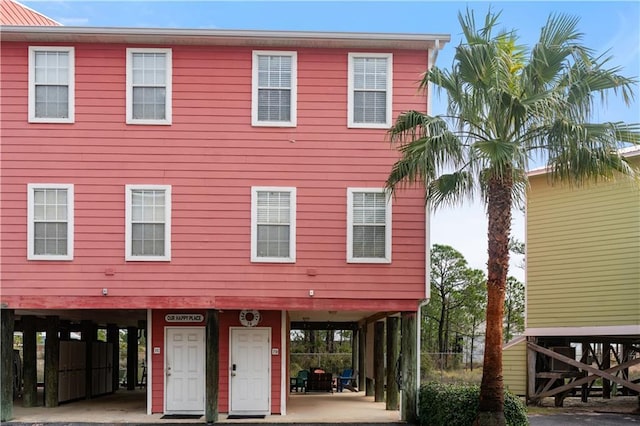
[0,25,451,51]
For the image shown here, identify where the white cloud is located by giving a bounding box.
[57,17,89,25]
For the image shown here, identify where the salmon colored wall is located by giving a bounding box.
[1,42,427,311]
[151,309,282,414]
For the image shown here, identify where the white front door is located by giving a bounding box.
[229,327,271,415]
[165,327,205,414]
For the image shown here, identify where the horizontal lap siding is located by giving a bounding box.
[526,171,640,328]
[502,339,526,396]
[0,43,427,306]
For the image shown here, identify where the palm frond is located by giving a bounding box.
[548,146,638,184]
[544,120,640,184]
[386,111,468,197]
[425,172,476,209]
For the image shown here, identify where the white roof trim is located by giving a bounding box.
[0,25,450,50]
[526,325,640,337]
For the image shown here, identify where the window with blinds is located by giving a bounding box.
[126,185,171,261]
[251,187,296,262]
[347,188,392,263]
[28,184,74,260]
[126,48,172,125]
[347,53,392,128]
[252,51,297,127]
[28,47,74,123]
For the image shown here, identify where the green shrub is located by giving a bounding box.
[418,382,528,426]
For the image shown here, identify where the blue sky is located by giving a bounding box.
[23,0,640,278]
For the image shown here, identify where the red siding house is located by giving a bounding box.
[0,21,449,421]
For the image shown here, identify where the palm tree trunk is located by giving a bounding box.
[438,296,446,367]
[475,174,512,426]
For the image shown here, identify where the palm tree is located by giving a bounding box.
[386,9,639,425]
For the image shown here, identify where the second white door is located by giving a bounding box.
[229,327,271,415]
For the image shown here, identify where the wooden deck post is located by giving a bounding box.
[581,343,589,402]
[126,326,138,391]
[358,325,366,391]
[400,311,418,424]
[386,316,400,410]
[374,321,385,402]
[351,330,358,374]
[1,308,15,421]
[82,320,96,398]
[602,342,611,399]
[22,315,38,407]
[205,309,219,424]
[622,344,631,396]
[527,337,537,403]
[106,324,119,392]
[59,321,71,340]
[44,315,60,407]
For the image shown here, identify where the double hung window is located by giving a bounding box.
[126,48,172,124]
[27,184,74,260]
[347,53,392,128]
[347,188,391,263]
[28,47,75,123]
[251,187,296,262]
[252,51,297,127]
[125,185,171,261]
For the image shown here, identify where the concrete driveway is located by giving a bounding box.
[529,412,640,425]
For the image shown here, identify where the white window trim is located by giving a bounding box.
[125,184,172,261]
[347,52,393,129]
[27,183,74,260]
[251,186,296,263]
[126,48,172,125]
[346,188,392,264]
[251,50,297,127]
[28,46,75,124]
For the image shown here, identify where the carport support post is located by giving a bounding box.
[1,308,15,421]
[205,310,219,424]
[386,316,400,410]
[82,320,97,398]
[358,326,366,391]
[22,315,38,407]
[351,330,358,374]
[400,311,418,424]
[44,315,60,407]
[374,321,385,402]
[107,324,119,391]
[126,326,138,390]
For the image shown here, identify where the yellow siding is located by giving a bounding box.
[503,338,527,396]
[526,161,640,328]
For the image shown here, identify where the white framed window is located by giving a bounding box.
[347,188,392,263]
[126,48,172,125]
[28,46,75,123]
[347,53,393,128]
[251,51,297,127]
[27,184,74,260]
[251,187,296,263]
[125,185,171,261]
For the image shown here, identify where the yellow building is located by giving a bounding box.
[504,147,640,404]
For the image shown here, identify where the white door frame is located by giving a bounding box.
[228,326,271,415]
[164,326,205,414]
